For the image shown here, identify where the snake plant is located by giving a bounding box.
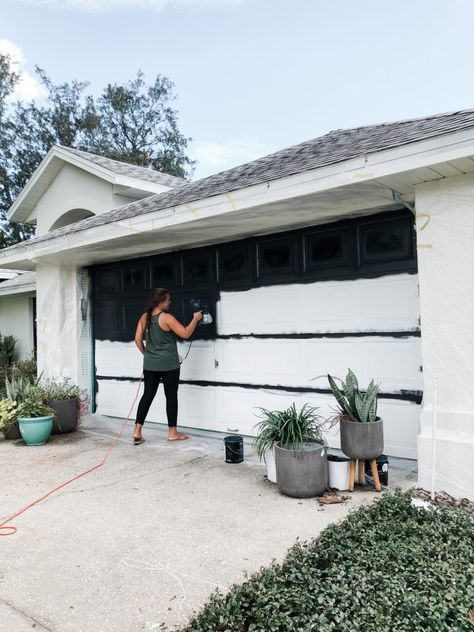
[328,369,379,423]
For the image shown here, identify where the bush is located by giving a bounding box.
[40,376,90,423]
[11,357,37,382]
[176,491,474,632]
[0,333,17,369]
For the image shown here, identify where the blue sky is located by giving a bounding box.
[2,0,474,179]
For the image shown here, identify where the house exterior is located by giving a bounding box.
[1,111,473,499]
[0,270,36,360]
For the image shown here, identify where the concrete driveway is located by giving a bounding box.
[0,416,416,631]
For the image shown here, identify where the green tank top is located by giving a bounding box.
[143,312,180,372]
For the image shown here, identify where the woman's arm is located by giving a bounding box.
[134,313,147,354]
[162,312,203,339]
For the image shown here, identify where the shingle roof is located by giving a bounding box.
[0,271,36,288]
[4,108,474,255]
[63,146,188,188]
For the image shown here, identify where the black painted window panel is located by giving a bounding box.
[182,251,213,284]
[360,218,412,263]
[97,268,119,296]
[151,258,176,288]
[123,264,146,291]
[305,229,350,270]
[258,237,296,277]
[218,244,252,282]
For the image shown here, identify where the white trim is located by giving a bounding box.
[0,283,36,297]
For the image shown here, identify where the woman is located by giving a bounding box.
[133,288,203,444]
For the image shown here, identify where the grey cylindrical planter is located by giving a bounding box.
[275,441,328,498]
[47,398,79,434]
[340,417,384,460]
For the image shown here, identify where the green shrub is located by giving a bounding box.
[176,491,474,632]
[16,387,54,419]
[0,333,17,368]
[11,357,37,382]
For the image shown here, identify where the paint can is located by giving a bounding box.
[328,454,351,490]
[224,435,244,463]
[365,454,389,486]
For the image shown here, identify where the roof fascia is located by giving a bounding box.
[0,283,36,296]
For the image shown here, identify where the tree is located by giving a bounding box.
[87,71,192,178]
[0,65,194,248]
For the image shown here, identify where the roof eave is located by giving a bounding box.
[2,126,474,269]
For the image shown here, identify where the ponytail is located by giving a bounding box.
[144,288,170,340]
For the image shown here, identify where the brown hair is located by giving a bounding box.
[145,288,170,339]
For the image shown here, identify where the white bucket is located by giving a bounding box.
[328,455,350,491]
[265,446,277,483]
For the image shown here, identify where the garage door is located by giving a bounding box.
[92,208,421,458]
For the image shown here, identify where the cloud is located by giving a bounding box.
[189,137,272,180]
[21,0,242,12]
[0,39,46,101]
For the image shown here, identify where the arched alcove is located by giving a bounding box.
[49,208,95,232]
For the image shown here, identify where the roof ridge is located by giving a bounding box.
[56,145,187,183]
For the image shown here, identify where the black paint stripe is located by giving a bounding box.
[96,375,422,404]
[94,330,422,343]
[216,330,421,340]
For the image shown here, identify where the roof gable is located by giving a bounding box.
[7,145,187,223]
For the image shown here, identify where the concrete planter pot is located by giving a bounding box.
[46,398,79,434]
[275,441,328,498]
[340,417,384,460]
[18,415,53,446]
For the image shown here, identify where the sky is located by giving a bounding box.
[2,0,474,180]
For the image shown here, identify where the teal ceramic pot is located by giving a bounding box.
[18,415,53,446]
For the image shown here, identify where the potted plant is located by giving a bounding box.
[3,373,40,440]
[0,397,20,440]
[327,369,384,491]
[16,387,55,446]
[266,403,328,498]
[40,377,89,434]
[253,408,288,483]
[327,369,383,460]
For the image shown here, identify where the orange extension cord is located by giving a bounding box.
[0,376,143,537]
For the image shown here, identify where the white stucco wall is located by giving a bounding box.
[36,263,92,398]
[0,293,35,360]
[33,164,131,236]
[416,172,474,499]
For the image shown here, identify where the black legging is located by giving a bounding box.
[136,368,180,427]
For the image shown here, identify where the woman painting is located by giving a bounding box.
[132,288,202,444]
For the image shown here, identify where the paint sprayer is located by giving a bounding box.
[189,297,213,325]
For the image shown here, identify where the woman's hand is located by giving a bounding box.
[193,311,203,322]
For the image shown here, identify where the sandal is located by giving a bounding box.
[133,437,145,445]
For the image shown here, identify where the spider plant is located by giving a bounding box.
[254,402,326,456]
